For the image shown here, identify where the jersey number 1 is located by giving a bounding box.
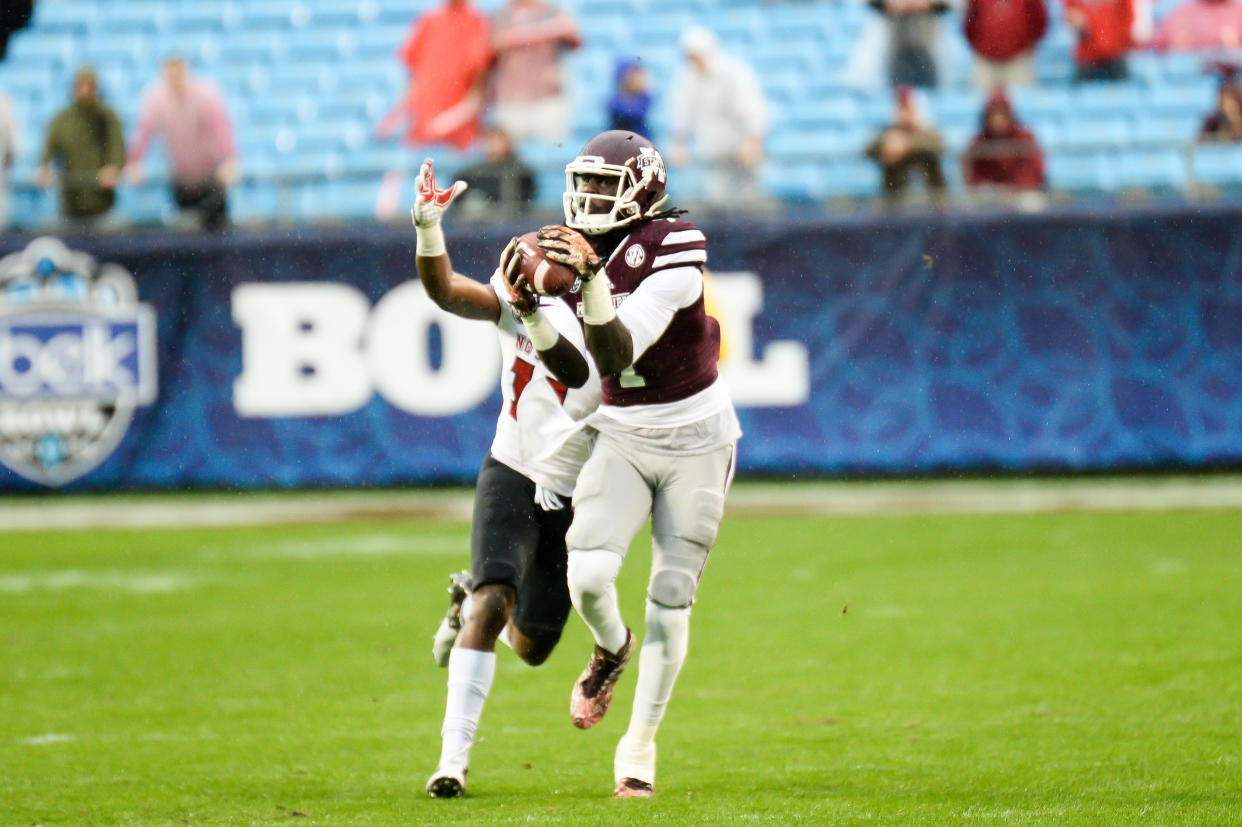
[619,364,647,388]
[510,357,568,418]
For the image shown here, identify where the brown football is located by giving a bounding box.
[515,231,579,297]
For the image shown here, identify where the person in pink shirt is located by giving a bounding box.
[125,55,239,230]
[1151,0,1242,50]
[490,0,581,143]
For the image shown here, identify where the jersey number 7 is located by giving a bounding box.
[509,357,569,418]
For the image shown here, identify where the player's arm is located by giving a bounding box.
[532,321,591,389]
[535,226,634,375]
[498,243,591,389]
[412,159,501,323]
[538,226,702,379]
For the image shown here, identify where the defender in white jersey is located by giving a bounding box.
[410,159,600,799]
[536,130,741,798]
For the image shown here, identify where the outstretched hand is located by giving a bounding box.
[411,159,467,229]
[536,225,602,281]
[499,236,539,316]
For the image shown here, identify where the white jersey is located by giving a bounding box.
[487,271,600,498]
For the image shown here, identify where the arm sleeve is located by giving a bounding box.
[540,297,588,350]
[617,265,703,361]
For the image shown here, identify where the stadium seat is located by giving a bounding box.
[1190,143,1242,188]
[1047,153,1112,194]
[1108,149,1188,192]
[6,0,1239,225]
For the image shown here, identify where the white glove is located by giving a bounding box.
[410,158,467,229]
[534,484,567,512]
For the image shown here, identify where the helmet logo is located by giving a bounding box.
[635,146,666,184]
[624,245,646,268]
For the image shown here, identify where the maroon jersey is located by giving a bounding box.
[564,218,720,407]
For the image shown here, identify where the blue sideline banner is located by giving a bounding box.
[1,205,1240,491]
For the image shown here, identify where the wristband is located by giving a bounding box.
[416,222,446,257]
[521,308,559,350]
[581,273,616,325]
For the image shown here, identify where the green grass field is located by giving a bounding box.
[3,489,1240,825]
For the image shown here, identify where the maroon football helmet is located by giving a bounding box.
[563,130,669,235]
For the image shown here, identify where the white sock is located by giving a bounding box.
[568,549,628,654]
[438,648,495,769]
[625,601,691,741]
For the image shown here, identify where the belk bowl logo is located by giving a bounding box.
[0,237,157,486]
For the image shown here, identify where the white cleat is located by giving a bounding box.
[426,765,467,798]
[431,570,473,667]
[613,735,656,798]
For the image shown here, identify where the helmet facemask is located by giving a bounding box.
[563,156,668,235]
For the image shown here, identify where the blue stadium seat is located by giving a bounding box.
[31,0,97,34]
[5,30,77,70]
[1191,143,1242,188]
[1047,153,1112,194]
[823,159,881,199]
[1070,82,1144,116]
[94,1,170,33]
[1010,87,1072,124]
[1109,149,1188,192]
[7,0,1240,224]
[1061,117,1130,151]
[115,181,173,225]
[1133,118,1197,149]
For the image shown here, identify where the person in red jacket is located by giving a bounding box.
[1065,0,1134,81]
[963,91,1046,200]
[376,0,493,150]
[964,0,1048,88]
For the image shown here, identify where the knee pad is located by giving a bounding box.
[649,568,697,608]
[648,532,710,609]
[567,549,623,605]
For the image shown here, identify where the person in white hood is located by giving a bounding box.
[669,26,769,212]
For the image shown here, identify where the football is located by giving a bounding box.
[515,231,579,297]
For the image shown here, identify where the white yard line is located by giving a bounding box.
[1,476,1240,532]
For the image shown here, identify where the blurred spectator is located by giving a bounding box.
[454,126,536,219]
[608,57,652,137]
[490,0,580,144]
[669,27,770,212]
[0,89,19,228]
[1199,69,1242,140]
[865,87,947,206]
[378,0,492,150]
[962,90,1046,200]
[1150,0,1242,51]
[964,0,1048,88]
[868,0,954,87]
[1065,0,1134,80]
[0,0,33,61]
[36,68,125,225]
[126,57,238,231]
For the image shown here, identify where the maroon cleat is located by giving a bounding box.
[570,629,633,729]
[613,777,654,798]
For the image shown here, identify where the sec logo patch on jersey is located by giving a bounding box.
[624,245,645,268]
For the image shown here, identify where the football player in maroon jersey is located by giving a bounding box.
[537,130,741,798]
